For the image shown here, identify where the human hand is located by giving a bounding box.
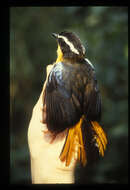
[28,65,77,184]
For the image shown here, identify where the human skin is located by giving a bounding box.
[28,65,78,184]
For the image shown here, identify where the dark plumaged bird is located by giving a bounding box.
[43,31,107,166]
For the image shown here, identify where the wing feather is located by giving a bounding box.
[43,62,82,133]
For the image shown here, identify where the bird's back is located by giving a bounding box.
[43,58,101,133]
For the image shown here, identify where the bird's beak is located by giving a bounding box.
[52,33,58,39]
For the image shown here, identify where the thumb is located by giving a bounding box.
[46,64,53,77]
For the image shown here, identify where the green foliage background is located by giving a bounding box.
[10,7,128,184]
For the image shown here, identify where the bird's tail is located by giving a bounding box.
[59,115,107,166]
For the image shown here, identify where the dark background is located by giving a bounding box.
[10,7,128,184]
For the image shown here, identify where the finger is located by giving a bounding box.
[41,124,48,133]
[46,64,53,77]
[40,114,46,123]
[40,103,44,110]
[50,133,57,144]
[42,112,46,123]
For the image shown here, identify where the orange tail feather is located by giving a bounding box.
[59,116,86,166]
[59,118,107,166]
[91,121,107,157]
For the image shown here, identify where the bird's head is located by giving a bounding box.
[52,31,86,63]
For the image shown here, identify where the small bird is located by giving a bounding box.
[43,31,107,166]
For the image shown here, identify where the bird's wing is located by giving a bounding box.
[83,64,102,122]
[43,61,86,133]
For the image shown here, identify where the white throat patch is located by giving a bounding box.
[58,35,80,55]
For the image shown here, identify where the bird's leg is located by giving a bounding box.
[49,132,57,144]
[41,125,57,144]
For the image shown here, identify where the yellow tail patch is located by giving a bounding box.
[91,121,107,157]
[59,119,107,167]
[59,116,87,166]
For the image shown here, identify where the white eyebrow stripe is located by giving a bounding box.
[81,44,86,55]
[85,58,95,69]
[58,35,79,55]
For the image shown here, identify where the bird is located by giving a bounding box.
[42,31,107,167]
